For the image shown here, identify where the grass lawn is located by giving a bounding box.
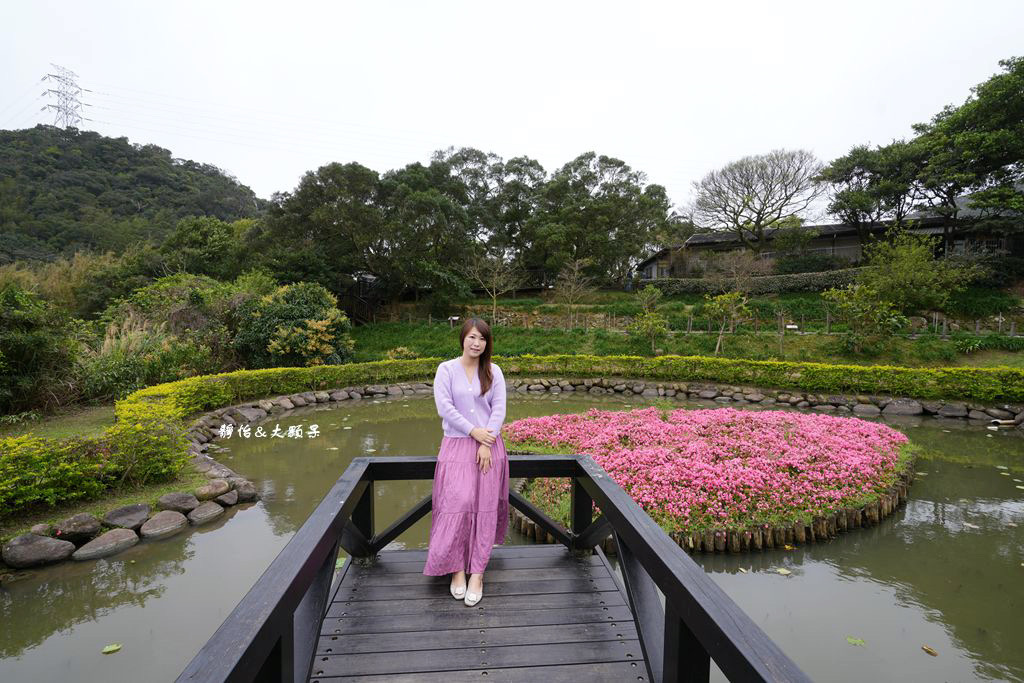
[0,403,116,440]
[955,350,1024,369]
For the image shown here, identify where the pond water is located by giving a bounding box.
[1,393,1022,682]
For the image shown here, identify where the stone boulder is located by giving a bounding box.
[102,503,151,531]
[158,492,200,513]
[140,510,188,539]
[234,407,267,423]
[2,534,76,568]
[30,523,51,536]
[188,501,225,526]
[985,407,1015,420]
[194,479,231,501]
[215,490,238,506]
[277,397,295,410]
[852,403,881,416]
[882,399,923,416]
[967,410,989,420]
[54,513,101,545]
[230,479,258,503]
[72,529,139,561]
[938,402,968,418]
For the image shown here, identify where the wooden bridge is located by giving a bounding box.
[176,455,811,682]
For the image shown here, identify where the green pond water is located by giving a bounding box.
[1,393,1022,682]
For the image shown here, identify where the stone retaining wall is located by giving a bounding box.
[8,372,1018,574]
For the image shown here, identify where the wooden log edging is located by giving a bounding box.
[508,451,916,555]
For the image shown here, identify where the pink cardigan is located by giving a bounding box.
[433,358,507,438]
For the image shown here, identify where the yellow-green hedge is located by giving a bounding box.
[5,353,1022,521]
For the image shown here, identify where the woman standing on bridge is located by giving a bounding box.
[423,317,508,606]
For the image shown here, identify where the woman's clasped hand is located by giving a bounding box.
[476,444,492,474]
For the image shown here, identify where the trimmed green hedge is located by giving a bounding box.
[649,268,863,295]
[1,401,188,518]
[6,352,1022,520]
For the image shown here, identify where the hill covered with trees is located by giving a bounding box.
[0,125,265,263]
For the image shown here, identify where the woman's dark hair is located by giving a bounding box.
[459,317,493,395]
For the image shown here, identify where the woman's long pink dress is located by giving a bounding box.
[422,359,509,576]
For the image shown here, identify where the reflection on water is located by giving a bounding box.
[0,392,1022,682]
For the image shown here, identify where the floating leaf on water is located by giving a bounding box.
[915,472,928,476]
[783,544,796,550]
[963,522,980,529]
[776,568,792,576]
[846,637,865,646]
[101,644,122,655]
[343,426,352,430]
[327,447,339,451]
[921,645,938,657]
[738,567,748,573]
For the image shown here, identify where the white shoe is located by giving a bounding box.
[464,588,482,606]
[450,580,466,599]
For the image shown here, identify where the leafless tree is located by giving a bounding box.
[553,258,595,329]
[705,249,773,294]
[460,251,528,322]
[692,149,824,252]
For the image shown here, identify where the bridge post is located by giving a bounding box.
[664,598,711,682]
[569,476,594,555]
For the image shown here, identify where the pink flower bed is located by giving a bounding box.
[506,407,912,533]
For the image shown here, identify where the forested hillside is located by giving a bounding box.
[0,125,265,263]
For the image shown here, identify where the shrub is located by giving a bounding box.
[385,346,419,360]
[774,253,851,274]
[941,287,1021,319]
[0,284,82,413]
[233,282,355,368]
[858,229,980,314]
[0,435,113,513]
[953,333,1024,354]
[650,268,863,295]
[103,403,190,488]
[822,285,908,353]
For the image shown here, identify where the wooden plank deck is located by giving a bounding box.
[310,544,648,681]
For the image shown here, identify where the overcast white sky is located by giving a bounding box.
[2,1,1022,210]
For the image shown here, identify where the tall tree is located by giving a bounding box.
[523,153,670,286]
[911,56,1024,240]
[260,162,388,295]
[692,149,824,252]
[816,143,919,246]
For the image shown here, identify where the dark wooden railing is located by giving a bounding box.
[176,455,811,683]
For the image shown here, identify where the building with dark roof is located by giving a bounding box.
[636,212,1020,281]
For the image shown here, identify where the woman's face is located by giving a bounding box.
[463,327,486,358]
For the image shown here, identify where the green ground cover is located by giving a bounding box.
[350,322,1023,368]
